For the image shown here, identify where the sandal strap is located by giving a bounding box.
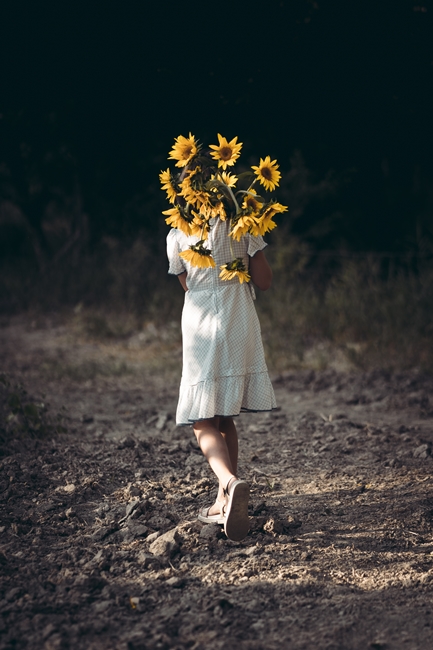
[223,476,237,497]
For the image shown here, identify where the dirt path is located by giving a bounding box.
[1,318,433,650]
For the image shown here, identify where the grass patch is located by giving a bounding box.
[39,358,134,382]
[1,237,432,373]
[258,252,433,372]
[0,374,67,454]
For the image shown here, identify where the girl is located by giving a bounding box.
[167,216,276,542]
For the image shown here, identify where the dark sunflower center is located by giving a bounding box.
[220,146,232,160]
[183,146,193,158]
[261,166,272,180]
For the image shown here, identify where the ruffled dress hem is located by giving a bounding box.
[176,371,277,426]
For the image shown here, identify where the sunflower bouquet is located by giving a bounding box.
[160,133,288,283]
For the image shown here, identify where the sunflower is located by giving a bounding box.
[163,206,192,236]
[213,200,227,221]
[209,134,243,170]
[180,241,216,268]
[168,133,199,168]
[251,156,281,191]
[219,258,251,284]
[159,168,178,204]
[241,194,262,214]
[229,215,258,241]
[218,171,238,188]
[189,213,210,239]
[179,176,199,205]
[255,201,288,235]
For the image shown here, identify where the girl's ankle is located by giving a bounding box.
[224,475,237,496]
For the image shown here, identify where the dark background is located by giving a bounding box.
[1,0,432,269]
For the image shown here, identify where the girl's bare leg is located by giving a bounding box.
[193,416,238,516]
[217,417,238,501]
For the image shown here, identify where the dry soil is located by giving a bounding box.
[1,317,433,650]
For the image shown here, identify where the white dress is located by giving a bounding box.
[167,217,277,425]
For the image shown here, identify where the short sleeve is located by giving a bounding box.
[247,234,268,257]
[166,229,187,275]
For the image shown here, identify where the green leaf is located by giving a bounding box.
[216,184,234,201]
[205,179,224,191]
[236,171,255,182]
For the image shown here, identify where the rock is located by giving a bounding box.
[92,600,111,613]
[199,524,223,540]
[55,483,75,494]
[244,546,259,556]
[147,515,172,530]
[92,524,118,541]
[146,531,161,544]
[125,500,140,517]
[263,517,285,535]
[137,551,161,568]
[125,523,148,538]
[117,436,136,449]
[166,576,184,588]
[186,453,203,467]
[413,444,431,459]
[149,528,180,557]
[155,412,169,431]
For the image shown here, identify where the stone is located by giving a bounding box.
[92,525,118,541]
[92,600,111,613]
[125,500,140,517]
[263,517,285,535]
[147,515,172,530]
[127,523,148,538]
[149,528,180,557]
[166,576,184,588]
[413,444,431,459]
[137,551,161,568]
[199,524,223,540]
[155,412,169,431]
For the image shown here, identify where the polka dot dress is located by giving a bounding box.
[167,218,277,425]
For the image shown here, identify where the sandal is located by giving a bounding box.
[198,498,225,525]
[223,477,250,542]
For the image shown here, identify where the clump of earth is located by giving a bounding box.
[1,317,433,650]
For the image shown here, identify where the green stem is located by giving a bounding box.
[225,184,240,214]
[228,229,234,260]
[246,178,258,193]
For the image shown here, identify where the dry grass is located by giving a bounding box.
[1,239,433,373]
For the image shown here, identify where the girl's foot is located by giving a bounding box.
[223,477,250,541]
[198,497,226,524]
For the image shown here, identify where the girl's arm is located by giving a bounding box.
[249,250,272,291]
[178,271,188,291]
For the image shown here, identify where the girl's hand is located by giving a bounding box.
[178,271,188,291]
[249,251,272,291]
